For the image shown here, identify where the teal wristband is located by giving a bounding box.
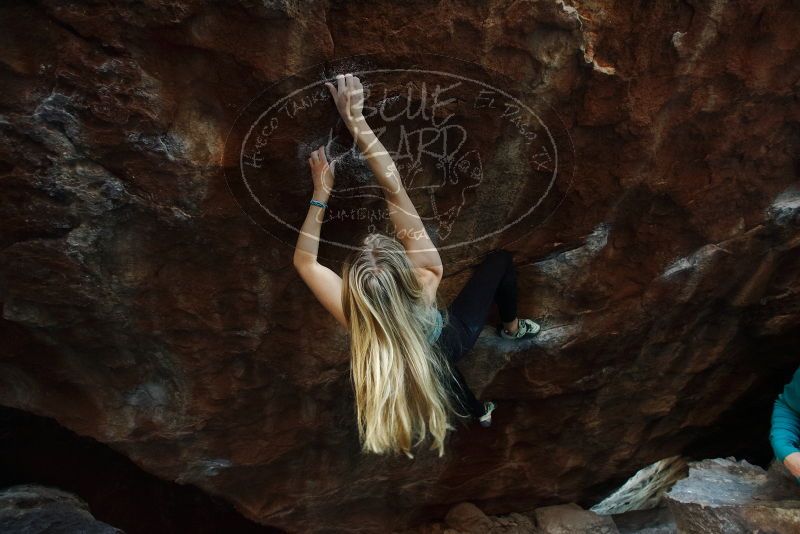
[310,199,327,209]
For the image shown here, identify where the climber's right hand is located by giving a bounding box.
[325,73,364,129]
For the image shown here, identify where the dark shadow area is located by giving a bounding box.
[686,329,800,468]
[684,383,780,468]
[0,405,283,534]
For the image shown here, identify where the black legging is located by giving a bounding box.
[435,249,518,419]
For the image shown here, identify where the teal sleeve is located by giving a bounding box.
[770,393,800,463]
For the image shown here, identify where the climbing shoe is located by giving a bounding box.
[479,401,496,428]
[497,318,541,340]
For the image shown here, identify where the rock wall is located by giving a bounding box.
[1,1,799,532]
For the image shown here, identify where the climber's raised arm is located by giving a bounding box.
[325,73,443,279]
[293,146,347,329]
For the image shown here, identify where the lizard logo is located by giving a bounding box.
[223,53,574,266]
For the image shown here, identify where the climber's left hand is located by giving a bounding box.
[308,145,335,195]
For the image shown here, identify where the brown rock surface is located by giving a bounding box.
[534,503,618,533]
[665,457,800,533]
[442,502,537,534]
[1,1,799,533]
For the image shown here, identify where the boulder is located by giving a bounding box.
[1,1,799,532]
[533,503,618,534]
[444,502,495,533]
[612,507,677,534]
[442,502,537,533]
[0,484,121,534]
[665,457,800,533]
[398,501,537,533]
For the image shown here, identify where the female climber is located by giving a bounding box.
[292,73,541,459]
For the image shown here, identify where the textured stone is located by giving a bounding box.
[534,503,618,534]
[0,1,799,533]
[409,502,537,534]
[665,457,800,533]
[444,502,495,533]
[612,507,677,534]
[0,485,121,534]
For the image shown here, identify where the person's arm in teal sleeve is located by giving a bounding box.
[770,394,800,462]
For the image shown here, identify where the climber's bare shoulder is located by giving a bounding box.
[398,232,444,306]
[413,265,442,307]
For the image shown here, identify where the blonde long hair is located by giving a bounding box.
[341,232,469,459]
